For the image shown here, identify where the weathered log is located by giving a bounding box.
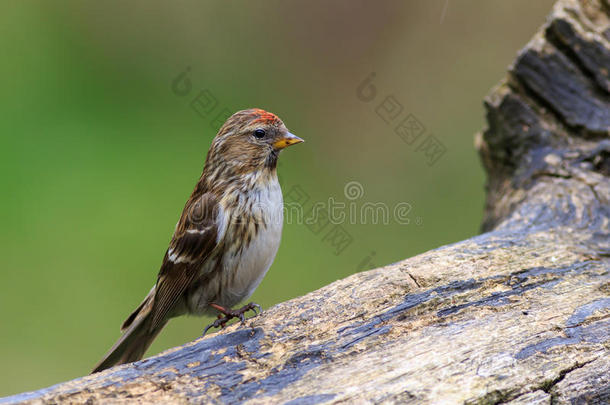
[2,0,609,403]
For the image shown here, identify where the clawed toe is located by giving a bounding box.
[240,302,262,318]
[202,302,262,335]
[250,303,262,315]
[202,317,227,336]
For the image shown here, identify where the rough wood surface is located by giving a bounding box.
[2,0,609,403]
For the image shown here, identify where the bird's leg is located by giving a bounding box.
[210,302,262,323]
[202,302,262,336]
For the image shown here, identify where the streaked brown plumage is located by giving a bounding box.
[92,108,303,373]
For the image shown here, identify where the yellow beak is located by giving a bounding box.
[273,132,304,150]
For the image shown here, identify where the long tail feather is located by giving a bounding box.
[92,290,165,373]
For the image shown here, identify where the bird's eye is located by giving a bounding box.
[253,129,266,139]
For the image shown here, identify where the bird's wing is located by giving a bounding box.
[149,192,222,331]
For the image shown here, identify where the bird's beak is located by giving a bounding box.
[273,132,304,150]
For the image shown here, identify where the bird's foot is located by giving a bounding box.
[202,302,262,336]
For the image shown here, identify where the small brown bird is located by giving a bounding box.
[92,108,303,373]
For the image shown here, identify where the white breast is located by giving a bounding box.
[218,179,283,307]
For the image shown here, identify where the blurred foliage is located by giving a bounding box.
[0,0,555,396]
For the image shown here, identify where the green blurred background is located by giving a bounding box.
[0,0,555,396]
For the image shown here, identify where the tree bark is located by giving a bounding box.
[2,0,609,403]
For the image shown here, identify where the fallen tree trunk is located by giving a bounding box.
[2,0,609,403]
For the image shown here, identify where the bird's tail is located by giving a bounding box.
[92,287,165,373]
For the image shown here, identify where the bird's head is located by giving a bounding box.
[207,108,304,174]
